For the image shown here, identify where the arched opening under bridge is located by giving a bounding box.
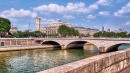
[41,41,61,48]
[66,41,86,49]
[107,43,130,52]
[66,41,99,51]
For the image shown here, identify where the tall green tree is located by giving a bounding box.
[0,17,11,32]
[58,25,79,37]
[58,25,70,36]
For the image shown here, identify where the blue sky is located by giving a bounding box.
[0,0,130,32]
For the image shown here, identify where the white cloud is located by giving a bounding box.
[87,14,96,19]
[114,2,130,17]
[96,0,112,6]
[33,2,90,14]
[125,21,130,25]
[63,15,75,19]
[33,4,65,14]
[99,11,110,16]
[42,18,55,25]
[0,8,37,18]
[88,4,98,11]
[33,1,114,15]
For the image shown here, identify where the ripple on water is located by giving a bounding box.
[0,45,99,73]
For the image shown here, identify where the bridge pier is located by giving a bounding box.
[61,45,67,50]
[99,47,106,53]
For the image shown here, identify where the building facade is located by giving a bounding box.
[43,20,72,35]
[74,27,99,37]
[36,16,42,32]
[117,29,126,33]
[9,26,18,34]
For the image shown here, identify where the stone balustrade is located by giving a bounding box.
[38,48,130,73]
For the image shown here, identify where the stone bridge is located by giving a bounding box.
[34,38,130,52]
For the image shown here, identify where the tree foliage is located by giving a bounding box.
[94,31,128,38]
[12,31,46,37]
[0,17,11,32]
[58,25,79,37]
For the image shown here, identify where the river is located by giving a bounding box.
[0,44,129,73]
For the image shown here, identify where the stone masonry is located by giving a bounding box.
[38,48,130,73]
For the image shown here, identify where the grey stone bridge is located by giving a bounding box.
[34,38,130,52]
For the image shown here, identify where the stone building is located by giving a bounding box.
[37,17,99,36]
[36,16,42,32]
[74,27,99,37]
[117,29,126,33]
[43,20,72,35]
[9,26,18,34]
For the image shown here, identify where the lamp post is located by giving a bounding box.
[28,23,30,32]
[28,23,30,38]
[0,32,1,38]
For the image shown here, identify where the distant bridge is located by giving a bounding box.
[34,37,130,52]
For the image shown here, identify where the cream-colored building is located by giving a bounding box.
[36,16,42,32]
[9,26,18,34]
[74,27,99,36]
[42,20,99,36]
[43,20,72,35]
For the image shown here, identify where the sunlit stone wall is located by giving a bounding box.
[38,48,130,73]
[0,38,36,46]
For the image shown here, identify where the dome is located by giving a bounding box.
[48,20,72,27]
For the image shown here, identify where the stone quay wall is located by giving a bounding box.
[0,38,37,47]
[0,45,54,52]
[38,48,130,73]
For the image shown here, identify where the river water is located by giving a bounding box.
[0,44,130,73]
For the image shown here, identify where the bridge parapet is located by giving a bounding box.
[38,48,130,73]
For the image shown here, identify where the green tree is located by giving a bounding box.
[128,33,130,37]
[94,31,128,38]
[34,31,46,37]
[0,17,11,32]
[93,32,102,37]
[116,32,127,38]
[58,25,79,37]
[12,31,46,37]
[58,25,70,36]
[86,33,90,37]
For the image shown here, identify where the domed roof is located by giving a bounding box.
[48,20,72,27]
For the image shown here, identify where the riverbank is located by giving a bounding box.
[0,45,54,52]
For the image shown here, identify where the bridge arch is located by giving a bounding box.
[41,41,61,48]
[65,41,99,50]
[106,43,126,52]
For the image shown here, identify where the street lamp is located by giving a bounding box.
[0,32,1,38]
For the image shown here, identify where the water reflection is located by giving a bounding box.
[118,44,130,50]
[0,45,99,73]
[84,44,99,54]
[0,44,130,73]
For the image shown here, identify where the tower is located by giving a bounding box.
[36,16,42,32]
[102,26,104,32]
